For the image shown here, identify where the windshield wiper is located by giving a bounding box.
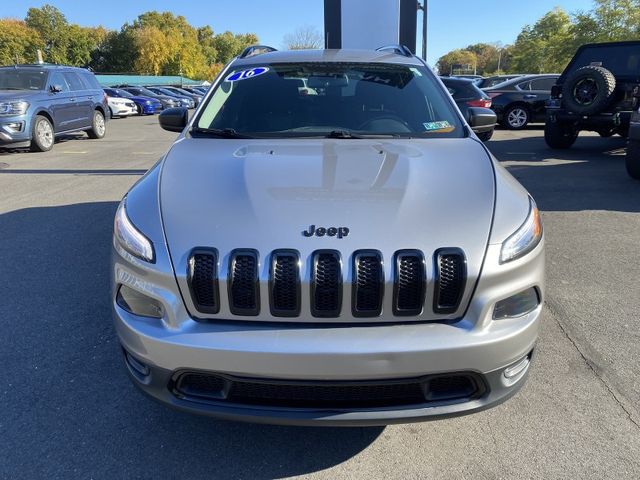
[191,127,253,139]
[326,130,402,139]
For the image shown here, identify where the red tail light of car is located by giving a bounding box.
[467,99,492,108]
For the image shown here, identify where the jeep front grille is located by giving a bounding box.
[352,250,384,317]
[310,250,342,317]
[185,248,467,320]
[187,248,220,314]
[269,250,301,317]
[228,249,260,316]
[393,250,426,316]
[433,248,467,314]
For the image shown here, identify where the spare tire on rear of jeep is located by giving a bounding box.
[562,66,616,115]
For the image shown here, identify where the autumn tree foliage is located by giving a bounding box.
[0,4,259,81]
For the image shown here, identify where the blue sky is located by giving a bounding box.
[4,0,594,65]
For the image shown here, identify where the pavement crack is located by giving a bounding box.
[545,299,640,431]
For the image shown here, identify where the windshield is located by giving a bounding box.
[195,62,462,138]
[113,88,133,98]
[133,87,157,96]
[0,69,47,91]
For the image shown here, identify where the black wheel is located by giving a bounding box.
[135,103,142,115]
[108,107,114,119]
[562,66,615,115]
[626,140,640,180]
[545,121,578,149]
[30,115,54,152]
[477,130,494,142]
[87,110,106,139]
[502,105,530,130]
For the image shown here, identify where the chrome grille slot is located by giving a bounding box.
[311,250,342,317]
[433,248,466,314]
[269,250,301,317]
[352,250,384,317]
[393,250,426,316]
[187,248,220,314]
[228,249,260,316]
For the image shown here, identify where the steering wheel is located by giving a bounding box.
[358,114,412,132]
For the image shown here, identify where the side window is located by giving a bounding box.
[63,72,86,91]
[446,87,456,96]
[80,72,101,90]
[48,72,69,92]
[530,77,557,91]
[517,81,531,91]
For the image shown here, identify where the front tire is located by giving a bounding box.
[626,140,640,180]
[545,121,578,149]
[87,110,106,139]
[502,105,530,130]
[30,115,54,152]
[477,130,494,142]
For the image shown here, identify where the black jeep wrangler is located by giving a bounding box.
[545,41,640,152]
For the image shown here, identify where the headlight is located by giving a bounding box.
[500,198,543,263]
[114,200,155,262]
[0,101,29,116]
[145,100,152,105]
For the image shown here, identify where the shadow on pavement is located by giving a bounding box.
[0,202,382,479]
[488,133,639,213]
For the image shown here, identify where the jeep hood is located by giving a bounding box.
[159,137,495,321]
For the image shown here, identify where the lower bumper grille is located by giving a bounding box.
[172,371,486,409]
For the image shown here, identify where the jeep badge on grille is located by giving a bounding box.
[302,225,349,238]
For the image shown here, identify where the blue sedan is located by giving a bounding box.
[103,88,162,115]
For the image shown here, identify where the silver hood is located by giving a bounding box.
[160,137,495,322]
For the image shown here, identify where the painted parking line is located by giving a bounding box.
[62,151,88,154]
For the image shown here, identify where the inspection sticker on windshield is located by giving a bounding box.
[226,67,269,82]
[423,121,454,132]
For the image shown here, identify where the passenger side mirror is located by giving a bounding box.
[50,84,63,93]
[159,107,189,132]
[467,107,497,129]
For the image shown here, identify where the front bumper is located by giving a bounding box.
[112,216,544,425]
[0,115,30,146]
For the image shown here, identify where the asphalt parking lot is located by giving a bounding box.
[1,117,639,479]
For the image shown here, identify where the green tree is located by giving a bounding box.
[212,31,259,64]
[436,49,477,75]
[510,8,572,73]
[25,4,70,64]
[0,19,44,65]
[133,26,174,75]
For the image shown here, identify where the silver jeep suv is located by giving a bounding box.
[112,46,544,426]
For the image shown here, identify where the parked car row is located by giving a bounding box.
[103,85,209,119]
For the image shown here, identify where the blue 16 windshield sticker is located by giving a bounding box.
[226,67,270,82]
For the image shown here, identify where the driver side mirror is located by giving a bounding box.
[467,107,497,129]
[50,84,63,93]
[159,107,189,132]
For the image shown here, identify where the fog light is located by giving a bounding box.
[5,122,22,132]
[493,287,539,320]
[124,350,150,377]
[116,284,164,319]
[504,355,530,379]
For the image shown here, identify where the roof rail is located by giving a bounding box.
[239,45,277,59]
[375,45,413,57]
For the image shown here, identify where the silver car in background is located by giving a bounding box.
[111,46,544,426]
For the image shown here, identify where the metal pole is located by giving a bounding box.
[422,0,427,62]
[417,1,427,61]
